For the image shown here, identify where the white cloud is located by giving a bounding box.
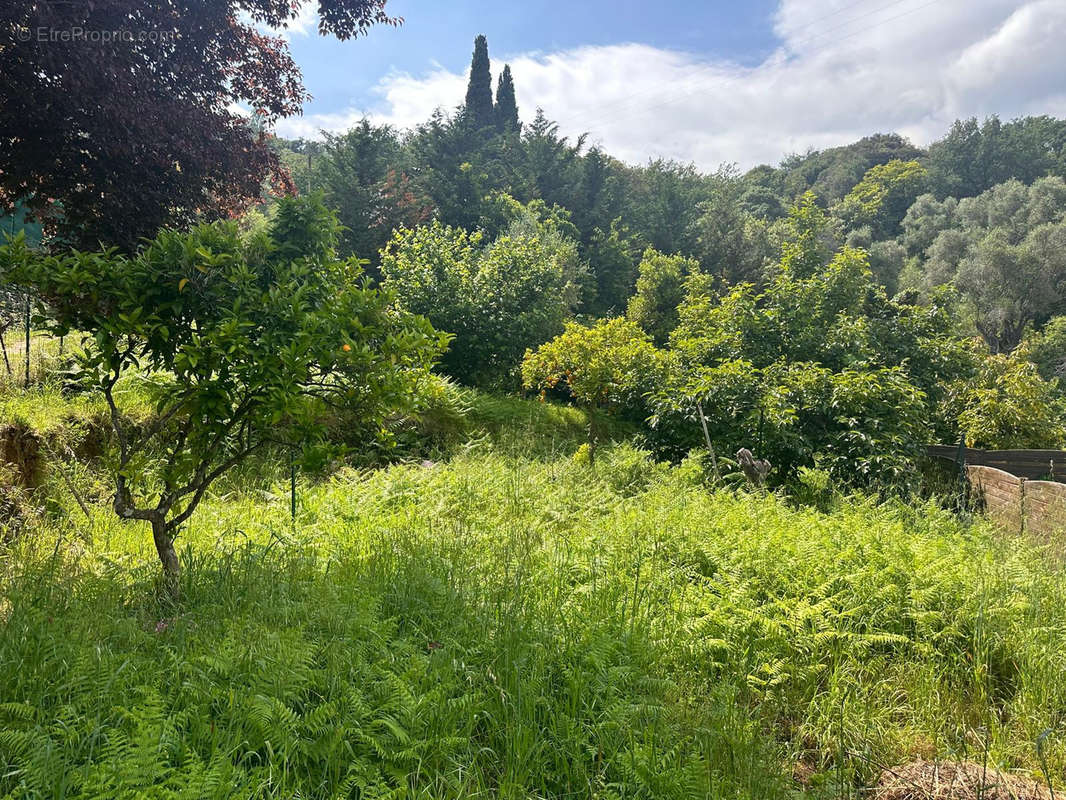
[242,3,318,41]
[275,0,1066,169]
[275,65,465,140]
[283,3,319,37]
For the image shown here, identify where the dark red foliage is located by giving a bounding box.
[374,169,434,232]
[0,1,399,250]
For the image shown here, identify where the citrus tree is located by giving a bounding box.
[0,196,445,591]
[522,318,669,460]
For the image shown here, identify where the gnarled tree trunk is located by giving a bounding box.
[151,517,181,597]
[114,485,181,598]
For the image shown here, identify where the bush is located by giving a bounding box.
[652,360,928,489]
[1022,315,1066,388]
[523,318,670,460]
[651,206,963,487]
[625,248,703,345]
[944,352,1066,448]
[522,318,669,421]
[381,218,575,388]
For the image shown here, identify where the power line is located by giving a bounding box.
[782,0,937,52]
[784,0,898,30]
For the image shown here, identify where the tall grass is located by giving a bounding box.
[0,331,68,393]
[2,407,1066,796]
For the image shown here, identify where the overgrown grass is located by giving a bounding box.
[2,393,1066,797]
[0,331,68,393]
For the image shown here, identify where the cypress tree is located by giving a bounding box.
[494,64,520,132]
[463,35,494,129]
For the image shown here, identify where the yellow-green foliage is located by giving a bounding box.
[838,159,928,238]
[521,317,669,418]
[948,351,1066,448]
[1022,315,1066,387]
[625,248,702,345]
[3,423,1066,797]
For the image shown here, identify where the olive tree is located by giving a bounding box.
[909,177,1066,352]
[0,196,444,591]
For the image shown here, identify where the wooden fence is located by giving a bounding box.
[926,445,1065,481]
[928,445,1066,542]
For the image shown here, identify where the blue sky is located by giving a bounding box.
[272,0,1066,169]
[288,0,781,112]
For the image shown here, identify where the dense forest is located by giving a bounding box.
[271,36,1066,323]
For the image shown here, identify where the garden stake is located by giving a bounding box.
[290,446,297,527]
[23,291,30,389]
[696,402,720,480]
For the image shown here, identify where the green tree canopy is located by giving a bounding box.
[306,121,430,274]
[906,176,1066,352]
[836,159,927,240]
[494,65,520,133]
[463,34,495,130]
[381,212,578,387]
[1022,316,1066,387]
[926,115,1066,200]
[626,248,703,346]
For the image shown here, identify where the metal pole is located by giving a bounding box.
[290,447,297,526]
[23,292,30,389]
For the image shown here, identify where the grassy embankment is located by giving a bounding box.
[1,380,1065,798]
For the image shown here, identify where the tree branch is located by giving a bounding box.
[168,439,268,529]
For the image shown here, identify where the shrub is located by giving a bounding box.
[522,318,667,418]
[522,318,670,458]
[654,213,958,487]
[381,217,576,388]
[1022,315,1066,387]
[945,353,1066,448]
[652,360,928,489]
[626,248,703,345]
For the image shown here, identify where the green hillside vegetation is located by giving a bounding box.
[5,26,1066,800]
[3,389,1066,797]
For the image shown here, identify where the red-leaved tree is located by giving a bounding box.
[0,1,399,250]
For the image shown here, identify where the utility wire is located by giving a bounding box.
[784,0,901,30]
